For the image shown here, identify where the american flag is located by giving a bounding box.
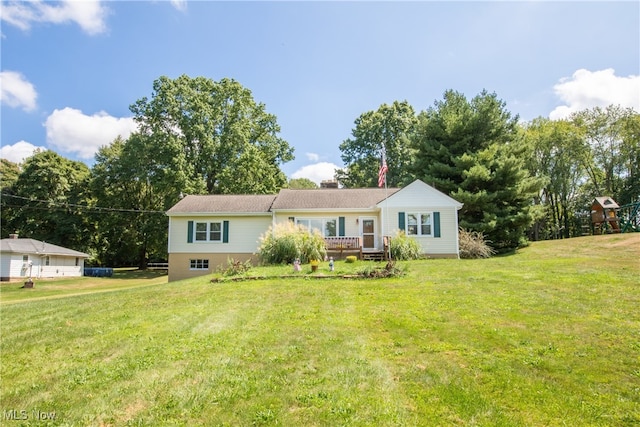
[378,152,388,188]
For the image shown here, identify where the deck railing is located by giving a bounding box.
[324,236,393,260]
[324,236,362,259]
[324,236,361,249]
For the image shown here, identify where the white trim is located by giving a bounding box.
[168,212,272,217]
[189,258,210,270]
[272,208,379,214]
[405,211,434,237]
[194,220,223,242]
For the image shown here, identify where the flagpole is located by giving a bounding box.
[378,147,391,261]
[384,166,390,261]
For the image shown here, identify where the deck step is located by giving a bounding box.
[362,251,385,261]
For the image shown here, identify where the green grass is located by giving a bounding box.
[0,268,168,305]
[1,234,639,426]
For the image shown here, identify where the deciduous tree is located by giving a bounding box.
[129,75,294,194]
[618,112,640,204]
[90,134,192,268]
[288,178,318,189]
[570,105,638,202]
[336,101,417,188]
[2,150,92,251]
[0,159,21,236]
[523,118,587,239]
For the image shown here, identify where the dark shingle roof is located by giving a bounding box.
[271,188,400,210]
[0,238,89,257]
[166,194,277,214]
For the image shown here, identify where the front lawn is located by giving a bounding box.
[1,234,638,426]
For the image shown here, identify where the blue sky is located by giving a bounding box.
[1,0,639,184]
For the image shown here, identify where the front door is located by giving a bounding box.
[361,218,376,250]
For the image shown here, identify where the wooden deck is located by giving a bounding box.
[324,236,391,261]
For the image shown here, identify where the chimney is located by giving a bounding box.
[320,180,339,189]
[9,233,19,239]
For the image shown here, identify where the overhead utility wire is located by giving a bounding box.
[0,193,166,214]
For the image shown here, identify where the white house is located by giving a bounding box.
[166,180,463,282]
[0,235,89,281]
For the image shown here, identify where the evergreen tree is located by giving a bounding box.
[410,90,542,252]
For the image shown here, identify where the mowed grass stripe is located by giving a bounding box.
[1,234,638,425]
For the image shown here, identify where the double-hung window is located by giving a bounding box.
[296,218,337,237]
[195,222,222,242]
[407,213,432,236]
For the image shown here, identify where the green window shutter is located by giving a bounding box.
[398,212,405,231]
[433,212,441,238]
[187,221,194,243]
[223,220,229,243]
[338,217,345,236]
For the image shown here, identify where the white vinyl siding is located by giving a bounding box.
[381,207,459,255]
[39,255,85,278]
[169,216,273,254]
[378,181,462,256]
[0,253,84,279]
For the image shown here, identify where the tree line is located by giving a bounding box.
[1,75,638,266]
[337,94,638,248]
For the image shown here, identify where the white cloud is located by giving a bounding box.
[44,108,138,160]
[305,152,320,162]
[0,71,37,111]
[1,0,108,35]
[0,140,43,163]
[291,162,339,185]
[170,0,187,12]
[550,68,640,120]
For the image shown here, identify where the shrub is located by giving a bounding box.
[258,222,300,264]
[219,258,252,276]
[258,222,327,264]
[458,228,495,259]
[300,229,326,262]
[345,256,357,263]
[389,230,422,260]
[358,260,404,278]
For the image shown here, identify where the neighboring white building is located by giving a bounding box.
[166,180,463,282]
[0,235,89,281]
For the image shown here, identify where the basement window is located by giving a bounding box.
[189,259,209,270]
